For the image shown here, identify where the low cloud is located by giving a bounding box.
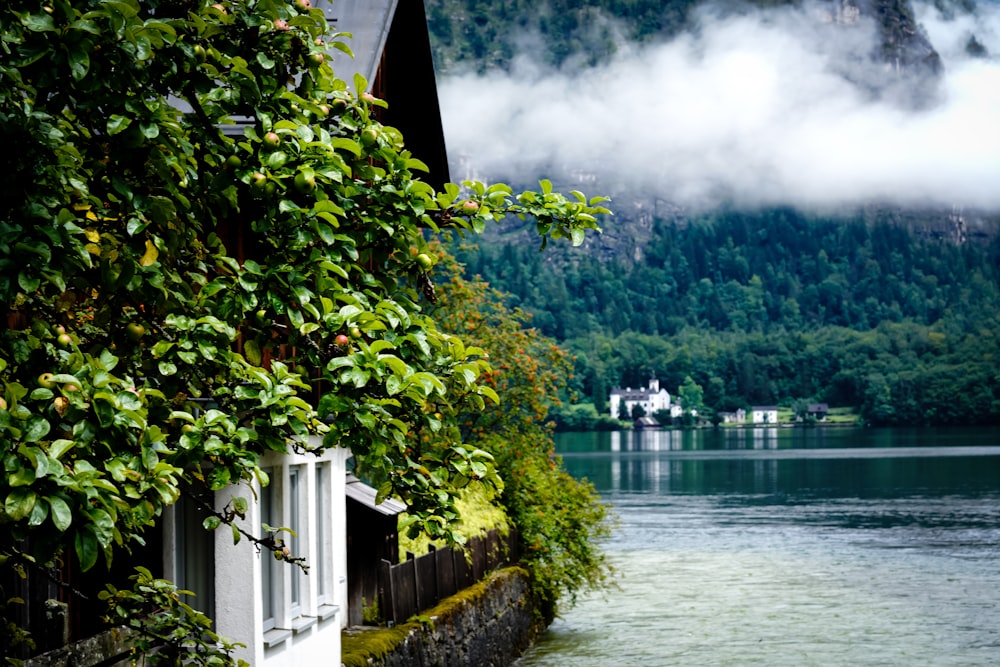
[438,2,1000,211]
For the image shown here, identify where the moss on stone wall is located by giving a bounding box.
[342,567,539,667]
[342,624,413,667]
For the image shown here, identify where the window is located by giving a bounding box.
[175,488,215,623]
[288,465,303,619]
[260,468,276,632]
[259,453,340,644]
[314,463,332,605]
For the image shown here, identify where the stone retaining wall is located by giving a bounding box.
[342,566,541,667]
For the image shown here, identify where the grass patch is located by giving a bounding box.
[824,406,861,424]
[399,484,509,559]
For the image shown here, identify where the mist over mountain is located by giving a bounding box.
[424,1,1000,427]
[433,1,1000,218]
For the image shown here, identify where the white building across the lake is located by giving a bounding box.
[610,377,672,419]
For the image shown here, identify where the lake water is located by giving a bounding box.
[514,427,1000,666]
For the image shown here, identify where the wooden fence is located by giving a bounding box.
[378,528,519,625]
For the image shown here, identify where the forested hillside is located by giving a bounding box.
[425,0,944,73]
[452,209,1000,426]
[425,0,699,71]
[427,0,1000,427]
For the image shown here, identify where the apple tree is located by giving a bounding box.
[0,0,607,658]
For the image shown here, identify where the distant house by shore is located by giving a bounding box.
[634,416,661,430]
[719,409,748,424]
[751,406,779,424]
[807,403,829,420]
[609,377,671,419]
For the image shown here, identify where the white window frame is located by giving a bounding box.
[260,466,279,632]
[260,452,342,644]
[314,462,332,606]
[287,464,305,620]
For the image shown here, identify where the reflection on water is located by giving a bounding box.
[559,427,1000,498]
[564,425,1000,456]
[515,427,1000,667]
[609,427,782,451]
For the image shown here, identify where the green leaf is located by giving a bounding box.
[208,466,231,490]
[368,340,395,355]
[106,458,126,481]
[69,19,101,34]
[203,515,222,531]
[22,13,56,32]
[5,488,37,521]
[18,272,40,292]
[257,51,274,69]
[331,137,361,157]
[93,395,115,427]
[104,1,139,18]
[49,439,75,460]
[405,157,429,172]
[9,464,35,487]
[244,339,262,366]
[68,45,91,81]
[75,526,99,571]
[107,115,132,136]
[99,349,120,371]
[266,151,288,169]
[315,221,336,244]
[28,498,49,527]
[353,73,368,97]
[378,355,407,376]
[88,508,115,546]
[23,416,51,443]
[478,386,500,404]
[142,445,158,470]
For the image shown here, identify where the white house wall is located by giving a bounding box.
[209,439,348,667]
[214,481,258,664]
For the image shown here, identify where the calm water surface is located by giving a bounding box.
[515,427,1000,666]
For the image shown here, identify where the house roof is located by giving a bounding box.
[316,0,396,86]
[611,387,667,399]
[751,405,778,411]
[321,0,450,189]
[345,474,406,516]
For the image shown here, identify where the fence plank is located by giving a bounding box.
[397,557,417,623]
[435,545,455,599]
[470,534,485,582]
[423,551,440,608]
[378,559,396,625]
[486,530,499,571]
[455,545,472,590]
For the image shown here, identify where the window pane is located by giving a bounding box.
[261,470,275,629]
[289,466,301,612]
[315,464,327,600]
[178,489,215,622]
